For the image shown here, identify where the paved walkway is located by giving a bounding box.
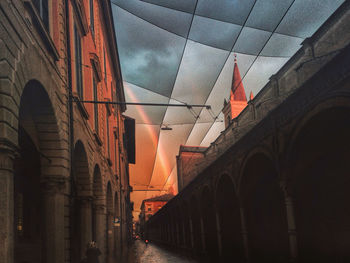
[126,240,198,263]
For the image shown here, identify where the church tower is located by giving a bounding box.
[223,55,248,128]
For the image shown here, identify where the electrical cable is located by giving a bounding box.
[172,0,297,184]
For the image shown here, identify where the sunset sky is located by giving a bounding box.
[111,0,344,219]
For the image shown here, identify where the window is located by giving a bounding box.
[114,132,118,173]
[106,111,110,158]
[89,0,94,38]
[103,48,107,83]
[147,207,151,212]
[74,25,83,98]
[33,0,49,31]
[93,76,98,134]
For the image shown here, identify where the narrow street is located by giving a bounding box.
[126,240,198,263]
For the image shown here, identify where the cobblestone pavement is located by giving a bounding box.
[126,240,198,263]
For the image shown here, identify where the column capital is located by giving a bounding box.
[280,180,294,197]
[0,140,19,172]
[41,176,67,195]
[94,204,106,214]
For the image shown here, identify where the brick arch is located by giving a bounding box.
[215,173,244,261]
[73,140,91,197]
[237,146,276,193]
[239,151,288,262]
[286,104,350,262]
[213,172,237,200]
[285,95,350,169]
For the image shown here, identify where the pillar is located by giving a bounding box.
[94,204,106,263]
[281,182,298,262]
[114,215,121,260]
[215,211,222,257]
[189,217,194,250]
[41,176,66,263]
[79,197,92,258]
[0,145,17,263]
[107,212,114,263]
[239,206,250,263]
[200,217,206,252]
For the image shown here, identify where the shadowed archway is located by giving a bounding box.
[291,107,350,263]
[240,153,288,263]
[216,174,244,262]
[200,186,219,260]
[14,81,62,263]
[71,140,91,262]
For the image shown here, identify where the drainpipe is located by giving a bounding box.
[118,115,123,258]
[65,0,76,261]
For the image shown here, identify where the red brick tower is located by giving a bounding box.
[223,55,248,128]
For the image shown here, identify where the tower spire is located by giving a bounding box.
[230,54,247,102]
[223,54,248,128]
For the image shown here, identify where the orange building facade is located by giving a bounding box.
[0,1,134,263]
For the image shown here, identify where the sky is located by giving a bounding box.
[111,0,345,219]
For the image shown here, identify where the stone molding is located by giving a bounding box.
[41,176,67,195]
[0,141,19,172]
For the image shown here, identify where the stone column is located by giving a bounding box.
[79,196,92,258]
[215,211,222,257]
[107,211,114,263]
[41,176,66,263]
[182,221,186,247]
[281,182,298,262]
[189,217,194,250]
[114,216,121,260]
[94,204,106,263]
[199,217,206,252]
[239,206,250,263]
[0,145,17,263]
[175,222,180,247]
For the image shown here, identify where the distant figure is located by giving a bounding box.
[145,239,149,246]
[84,241,101,263]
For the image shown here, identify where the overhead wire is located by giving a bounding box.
[173,0,297,181]
[196,0,297,150]
[113,0,297,192]
[171,0,259,183]
[146,0,200,192]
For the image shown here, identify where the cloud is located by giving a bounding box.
[113,5,186,97]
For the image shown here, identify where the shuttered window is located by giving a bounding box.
[74,25,83,98]
[93,76,98,134]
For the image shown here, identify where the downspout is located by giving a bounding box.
[118,113,123,258]
[65,0,76,261]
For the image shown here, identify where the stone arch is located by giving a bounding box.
[285,96,350,165]
[239,152,288,263]
[199,185,219,260]
[215,173,244,262]
[288,106,350,262]
[238,146,275,189]
[14,80,63,263]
